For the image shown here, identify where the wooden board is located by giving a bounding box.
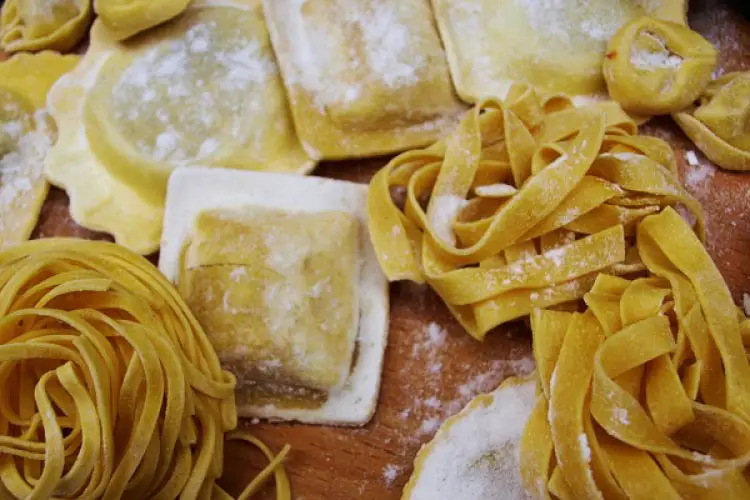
[27,1,750,498]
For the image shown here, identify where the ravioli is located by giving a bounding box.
[430,0,686,102]
[95,0,190,40]
[159,167,389,425]
[180,208,360,404]
[403,376,536,500]
[45,0,314,255]
[0,0,92,53]
[0,53,79,251]
[262,0,466,160]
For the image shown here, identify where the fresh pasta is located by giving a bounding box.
[674,72,750,171]
[521,207,750,498]
[0,0,93,53]
[367,84,704,340]
[0,238,290,499]
[603,16,717,116]
[94,0,190,41]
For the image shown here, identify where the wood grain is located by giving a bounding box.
[26,1,750,498]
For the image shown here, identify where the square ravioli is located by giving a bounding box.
[179,208,360,400]
[262,0,466,160]
[431,0,686,102]
[159,167,389,425]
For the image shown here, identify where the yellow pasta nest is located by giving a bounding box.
[603,16,717,116]
[94,0,190,41]
[0,0,93,53]
[521,207,750,498]
[0,238,290,499]
[367,85,704,340]
[674,72,750,171]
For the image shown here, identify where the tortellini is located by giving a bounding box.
[0,0,92,52]
[94,0,190,41]
[603,16,717,115]
[674,72,750,171]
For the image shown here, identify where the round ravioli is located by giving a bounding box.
[402,376,536,500]
[45,0,314,254]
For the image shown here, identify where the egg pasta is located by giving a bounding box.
[674,72,750,171]
[367,85,704,340]
[0,0,92,53]
[0,239,290,500]
[521,207,750,499]
[603,16,717,116]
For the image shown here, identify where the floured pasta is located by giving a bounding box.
[603,17,717,115]
[0,238,290,499]
[95,0,190,41]
[430,0,686,102]
[403,376,536,500]
[45,0,314,255]
[0,0,92,53]
[674,72,750,171]
[261,0,466,160]
[0,52,79,252]
[367,84,704,340]
[159,167,389,426]
[521,207,750,498]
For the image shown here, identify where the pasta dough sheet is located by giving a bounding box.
[262,0,466,159]
[159,167,389,426]
[45,0,313,255]
[180,207,360,403]
[431,0,686,102]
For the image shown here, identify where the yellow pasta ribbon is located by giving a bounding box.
[521,207,750,499]
[0,0,93,53]
[0,238,290,499]
[603,17,717,116]
[674,72,750,171]
[367,85,704,340]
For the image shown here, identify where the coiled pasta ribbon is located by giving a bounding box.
[603,17,717,116]
[367,85,704,340]
[521,207,750,499]
[674,72,750,171]
[0,238,290,500]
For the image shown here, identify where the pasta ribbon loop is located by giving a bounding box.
[0,238,290,499]
[603,16,717,116]
[367,85,704,339]
[521,208,750,499]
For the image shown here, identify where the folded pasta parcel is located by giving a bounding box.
[262,0,466,160]
[159,168,389,425]
[45,0,314,255]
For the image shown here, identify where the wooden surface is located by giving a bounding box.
[28,2,750,498]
